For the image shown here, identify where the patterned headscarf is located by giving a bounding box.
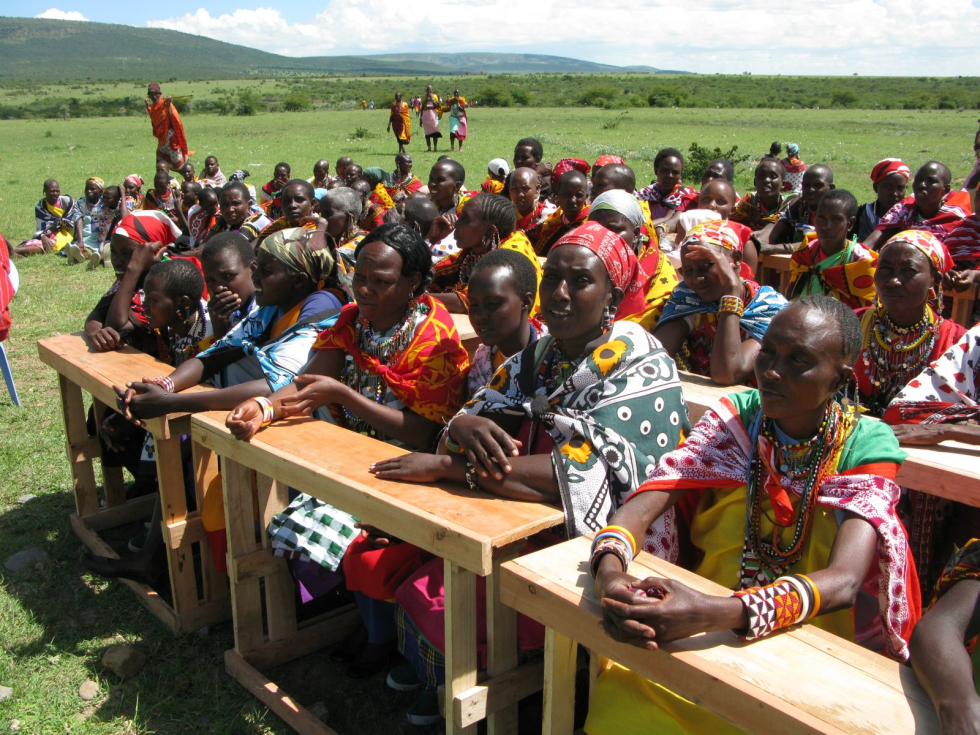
[114,211,182,245]
[880,229,953,274]
[871,158,911,183]
[87,177,105,191]
[552,223,646,318]
[260,227,336,286]
[680,220,744,254]
[589,190,645,229]
[552,158,591,190]
[124,174,144,189]
[593,154,625,169]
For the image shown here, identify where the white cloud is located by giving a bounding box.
[35,8,88,21]
[145,1,980,75]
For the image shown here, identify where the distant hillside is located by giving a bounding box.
[0,17,676,81]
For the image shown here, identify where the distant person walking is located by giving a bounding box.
[781,142,806,194]
[388,92,412,154]
[420,86,443,152]
[447,89,468,152]
[144,83,192,172]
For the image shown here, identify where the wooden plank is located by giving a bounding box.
[240,606,361,672]
[225,650,339,735]
[192,412,564,576]
[950,283,978,328]
[91,397,127,508]
[445,560,478,734]
[155,435,199,616]
[81,493,157,532]
[456,661,546,727]
[501,537,938,735]
[223,458,264,654]
[164,515,208,549]
[542,629,577,735]
[192,439,228,606]
[486,547,521,735]
[59,374,99,517]
[256,473,297,643]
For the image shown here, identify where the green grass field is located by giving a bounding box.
[0,106,977,733]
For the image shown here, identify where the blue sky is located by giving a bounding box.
[21,2,980,75]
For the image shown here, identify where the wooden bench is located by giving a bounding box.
[500,536,940,734]
[38,333,230,635]
[191,410,565,735]
[451,313,480,357]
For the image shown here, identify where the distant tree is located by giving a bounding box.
[686,142,751,183]
[480,86,511,107]
[235,89,262,116]
[831,91,858,108]
[282,93,312,112]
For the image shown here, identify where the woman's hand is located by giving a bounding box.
[428,213,457,243]
[599,576,727,650]
[369,453,451,483]
[209,286,242,335]
[128,240,167,274]
[891,423,949,445]
[949,270,980,292]
[353,522,399,549]
[299,214,329,232]
[448,414,522,480]
[226,399,264,441]
[88,326,122,351]
[278,374,348,417]
[113,380,172,423]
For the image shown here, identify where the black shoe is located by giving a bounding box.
[345,641,396,679]
[327,625,368,663]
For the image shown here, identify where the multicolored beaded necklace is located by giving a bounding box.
[164,301,208,366]
[537,338,583,395]
[859,305,938,415]
[739,400,852,588]
[340,300,428,437]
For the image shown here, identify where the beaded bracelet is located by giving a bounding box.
[732,576,809,640]
[589,536,632,577]
[718,295,745,317]
[252,396,275,427]
[444,419,465,454]
[597,525,638,556]
[148,375,175,393]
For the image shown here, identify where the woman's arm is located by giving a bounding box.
[124,377,274,421]
[711,317,761,386]
[862,229,885,252]
[766,217,794,247]
[652,317,690,359]
[106,241,165,331]
[892,423,980,446]
[910,580,980,734]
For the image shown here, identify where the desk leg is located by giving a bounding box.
[445,560,477,735]
[91,398,126,508]
[58,374,98,517]
[486,555,519,735]
[542,628,577,735]
[156,434,198,616]
[192,440,227,607]
[256,473,296,642]
[223,458,264,654]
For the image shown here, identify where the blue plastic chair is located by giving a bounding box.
[0,341,19,407]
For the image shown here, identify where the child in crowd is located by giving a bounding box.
[256,179,317,246]
[729,158,795,238]
[787,189,877,308]
[509,166,555,232]
[853,158,910,241]
[12,179,83,258]
[260,162,292,220]
[205,182,271,243]
[768,164,835,250]
[200,232,256,339]
[185,187,219,255]
[528,166,590,255]
[142,170,182,231]
[179,162,197,182]
[201,155,226,186]
[309,159,331,189]
[636,148,698,220]
[427,159,466,216]
[480,158,509,194]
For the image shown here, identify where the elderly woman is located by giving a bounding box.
[588,189,679,330]
[225,223,470,678]
[430,193,542,314]
[586,296,919,735]
[388,92,412,154]
[370,222,689,725]
[654,221,788,385]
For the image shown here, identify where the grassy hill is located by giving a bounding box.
[0,17,671,81]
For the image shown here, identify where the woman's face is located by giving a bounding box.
[679,243,738,303]
[540,245,612,346]
[754,161,783,197]
[453,199,488,251]
[700,162,728,188]
[109,235,137,280]
[655,156,683,192]
[124,181,140,198]
[468,265,529,349]
[141,274,181,331]
[43,181,61,205]
[281,183,313,226]
[203,248,256,307]
[874,242,935,316]
[913,165,949,211]
[319,201,352,241]
[513,145,538,171]
[697,181,736,218]
[351,240,420,330]
[396,155,412,176]
[588,211,637,249]
[427,163,460,207]
[104,189,121,209]
[813,200,852,245]
[253,249,303,308]
[755,304,848,424]
[85,181,103,204]
[557,176,588,220]
[220,189,250,228]
[875,172,908,212]
[204,157,218,174]
[273,166,290,187]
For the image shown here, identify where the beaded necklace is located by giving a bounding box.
[859,305,938,415]
[166,301,208,366]
[340,300,428,437]
[537,338,583,395]
[455,250,481,291]
[739,400,852,588]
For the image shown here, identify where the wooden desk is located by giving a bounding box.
[760,253,793,295]
[451,313,480,358]
[191,411,565,735]
[950,283,979,328]
[501,536,939,735]
[37,333,229,635]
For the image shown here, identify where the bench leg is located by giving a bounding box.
[91,398,126,508]
[543,628,577,735]
[156,434,198,617]
[445,560,478,734]
[58,374,98,516]
[193,440,228,607]
[256,473,297,642]
[486,555,520,735]
[223,458,264,654]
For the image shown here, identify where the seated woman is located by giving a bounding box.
[141,170,182,232]
[363,167,396,215]
[353,178,388,233]
[386,153,423,205]
[13,179,82,258]
[586,296,920,735]
[369,223,689,726]
[587,190,679,330]
[465,248,546,397]
[654,221,788,385]
[123,174,144,211]
[910,538,980,732]
[201,155,226,187]
[729,158,796,243]
[853,159,910,242]
[767,164,835,251]
[203,182,271,244]
[427,159,466,217]
[788,189,878,309]
[635,148,697,222]
[527,164,591,255]
[259,162,292,221]
[255,179,317,248]
[864,161,973,250]
[224,224,469,678]
[77,177,108,268]
[509,166,555,233]
[431,193,542,314]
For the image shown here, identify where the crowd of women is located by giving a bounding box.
[15,115,980,732]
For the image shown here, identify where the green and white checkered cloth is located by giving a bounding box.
[268,493,360,572]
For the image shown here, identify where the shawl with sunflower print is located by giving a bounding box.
[456,320,689,537]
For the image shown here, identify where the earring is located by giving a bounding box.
[601,306,614,333]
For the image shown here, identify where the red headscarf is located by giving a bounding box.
[593,154,625,169]
[552,158,591,190]
[871,159,911,184]
[114,211,182,246]
[551,223,647,319]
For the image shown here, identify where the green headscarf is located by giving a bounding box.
[259,227,336,287]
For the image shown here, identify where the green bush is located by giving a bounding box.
[480,86,511,107]
[511,89,530,106]
[578,85,619,107]
[685,142,752,183]
[282,92,312,112]
[831,91,858,108]
[235,89,262,116]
